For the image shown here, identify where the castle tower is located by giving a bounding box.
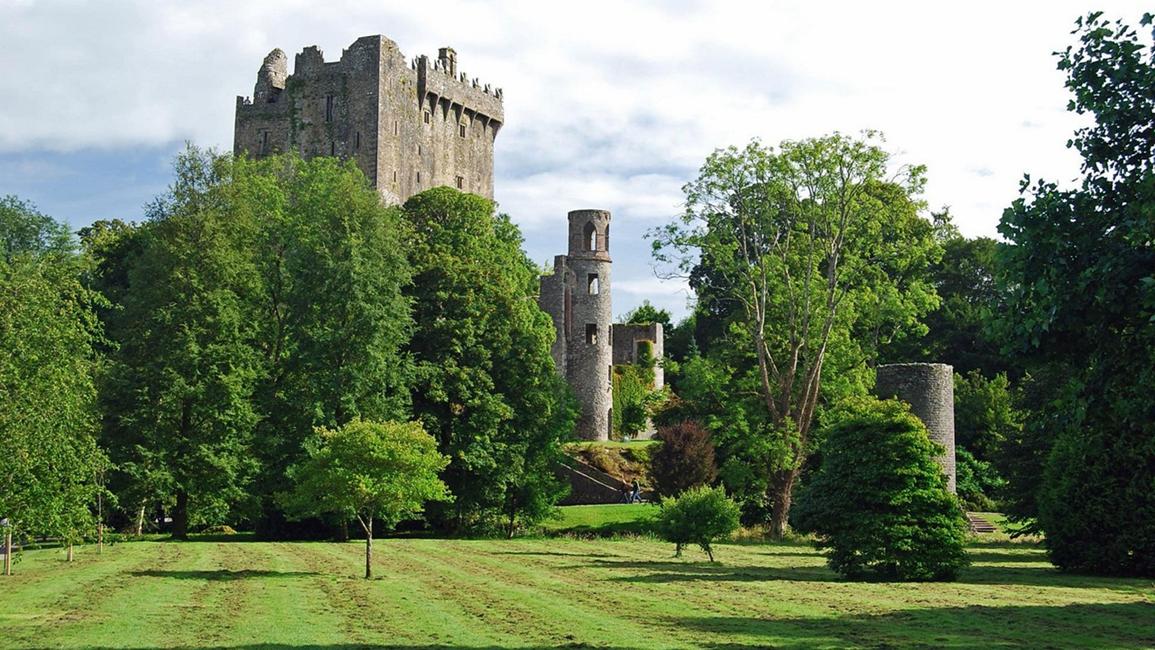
[234,35,503,205]
[875,363,957,493]
[538,210,613,440]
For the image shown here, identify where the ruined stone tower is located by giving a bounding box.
[539,210,614,440]
[875,363,957,493]
[234,36,503,204]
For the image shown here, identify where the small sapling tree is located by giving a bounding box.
[793,398,970,581]
[282,420,450,579]
[656,485,740,561]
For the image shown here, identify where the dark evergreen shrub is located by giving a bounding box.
[793,397,970,581]
[1038,404,1155,577]
[656,485,740,561]
[650,420,717,498]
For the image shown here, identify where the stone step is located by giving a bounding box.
[967,513,998,534]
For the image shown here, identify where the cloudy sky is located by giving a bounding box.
[1,0,1143,320]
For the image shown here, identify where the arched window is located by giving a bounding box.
[583,222,597,251]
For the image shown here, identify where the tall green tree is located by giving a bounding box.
[105,148,262,538]
[650,134,940,535]
[228,154,414,535]
[881,209,1008,375]
[996,12,1155,575]
[0,199,105,564]
[402,188,575,534]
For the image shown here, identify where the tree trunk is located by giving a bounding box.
[96,488,104,554]
[768,468,798,538]
[362,517,373,580]
[171,490,189,540]
[67,543,74,562]
[4,529,11,576]
[135,502,146,537]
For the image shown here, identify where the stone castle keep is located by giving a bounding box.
[235,35,503,204]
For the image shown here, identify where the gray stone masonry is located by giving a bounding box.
[235,35,502,204]
[539,210,613,440]
[611,322,664,439]
[875,363,957,493]
[539,210,667,441]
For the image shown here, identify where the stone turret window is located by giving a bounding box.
[354,131,361,151]
[585,323,598,345]
[424,111,431,124]
[325,94,335,122]
[587,274,599,295]
[459,123,467,138]
[258,130,269,155]
[605,224,610,251]
[455,176,464,189]
[416,171,422,184]
[584,222,597,251]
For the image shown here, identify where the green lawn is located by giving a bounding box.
[542,503,658,535]
[2,533,1152,649]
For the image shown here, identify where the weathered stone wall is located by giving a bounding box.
[875,363,957,493]
[539,255,570,375]
[235,35,502,204]
[611,322,665,391]
[564,210,613,441]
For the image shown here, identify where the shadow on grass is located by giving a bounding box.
[590,556,1150,590]
[45,603,1155,648]
[674,601,1155,649]
[491,550,619,558]
[130,569,318,581]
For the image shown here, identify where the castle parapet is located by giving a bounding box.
[416,54,504,129]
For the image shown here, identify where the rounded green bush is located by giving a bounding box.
[794,397,970,581]
[656,485,740,561]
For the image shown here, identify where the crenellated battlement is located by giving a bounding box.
[234,34,502,204]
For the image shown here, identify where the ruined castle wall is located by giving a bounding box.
[611,322,664,390]
[539,255,570,376]
[875,363,957,493]
[564,210,613,441]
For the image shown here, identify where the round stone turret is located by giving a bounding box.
[875,363,957,493]
[565,209,612,440]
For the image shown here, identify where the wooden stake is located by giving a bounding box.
[4,530,11,576]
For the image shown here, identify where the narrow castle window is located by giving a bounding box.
[417,171,422,184]
[392,170,397,183]
[423,110,431,124]
[605,224,610,251]
[329,142,335,157]
[459,123,467,138]
[587,274,599,295]
[585,323,598,345]
[455,175,464,189]
[259,130,269,155]
[583,222,597,251]
[354,131,361,150]
[394,121,399,135]
[325,94,335,122]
